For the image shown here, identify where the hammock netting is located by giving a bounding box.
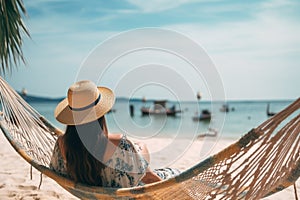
[0,77,299,200]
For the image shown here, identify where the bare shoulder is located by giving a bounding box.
[108,133,123,146]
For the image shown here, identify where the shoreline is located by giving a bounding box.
[0,130,298,199]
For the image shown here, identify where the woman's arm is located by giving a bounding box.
[133,141,150,163]
[109,134,163,184]
[134,141,162,184]
[141,169,162,184]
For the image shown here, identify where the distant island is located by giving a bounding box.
[18,90,64,103]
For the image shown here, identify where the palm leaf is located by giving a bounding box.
[0,0,30,75]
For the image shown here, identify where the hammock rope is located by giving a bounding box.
[0,76,299,200]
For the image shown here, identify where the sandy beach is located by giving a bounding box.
[0,131,299,199]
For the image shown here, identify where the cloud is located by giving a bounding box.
[260,0,297,9]
[162,0,300,99]
[165,0,300,56]
[126,0,213,13]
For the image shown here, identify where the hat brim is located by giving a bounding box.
[54,87,115,125]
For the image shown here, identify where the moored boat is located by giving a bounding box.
[141,100,181,116]
[220,104,229,112]
[192,109,211,121]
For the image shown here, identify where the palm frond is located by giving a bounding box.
[0,0,30,75]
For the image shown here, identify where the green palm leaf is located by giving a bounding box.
[0,0,30,75]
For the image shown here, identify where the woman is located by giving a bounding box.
[50,80,178,188]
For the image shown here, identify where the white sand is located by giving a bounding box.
[0,131,299,199]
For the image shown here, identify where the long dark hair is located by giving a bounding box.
[63,116,108,186]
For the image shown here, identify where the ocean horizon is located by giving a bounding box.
[25,97,296,141]
[18,91,295,103]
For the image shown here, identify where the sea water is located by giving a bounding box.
[29,99,294,140]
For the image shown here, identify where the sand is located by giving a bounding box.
[0,131,299,200]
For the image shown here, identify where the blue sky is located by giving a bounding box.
[5,0,300,100]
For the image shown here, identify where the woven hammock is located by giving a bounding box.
[0,77,299,200]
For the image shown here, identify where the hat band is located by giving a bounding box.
[69,94,101,111]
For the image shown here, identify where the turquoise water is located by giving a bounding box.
[29,99,294,140]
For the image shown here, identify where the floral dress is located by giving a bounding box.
[50,134,180,188]
[50,135,148,188]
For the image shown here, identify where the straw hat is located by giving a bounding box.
[54,80,115,125]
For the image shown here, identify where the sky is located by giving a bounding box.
[4,0,300,101]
